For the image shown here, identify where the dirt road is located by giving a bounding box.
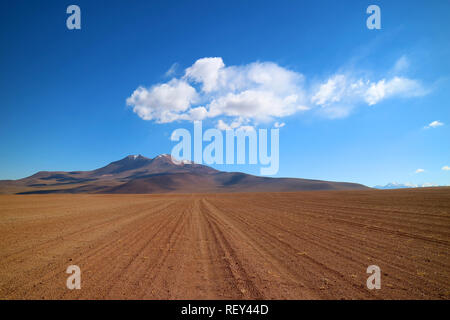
[0,188,449,299]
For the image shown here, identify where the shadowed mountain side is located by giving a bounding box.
[101,172,369,194]
[0,154,369,194]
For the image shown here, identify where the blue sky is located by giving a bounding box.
[0,0,449,187]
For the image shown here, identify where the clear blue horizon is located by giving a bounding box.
[1,0,449,187]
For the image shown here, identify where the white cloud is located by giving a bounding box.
[216,119,254,132]
[127,57,428,127]
[311,74,426,117]
[274,122,285,128]
[184,57,225,93]
[165,63,179,77]
[425,120,444,129]
[415,168,425,173]
[364,77,425,105]
[188,106,208,121]
[393,55,409,73]
[312,75,347,105]
[208,90,306,122]
[216,119,241,130]
[442,165,450,171]
[126,79,198,123]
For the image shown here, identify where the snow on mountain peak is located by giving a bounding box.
[154,154,192,165]
[156,154,171,159]
[125,154,146,161]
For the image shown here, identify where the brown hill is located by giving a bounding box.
[0,154,369,194]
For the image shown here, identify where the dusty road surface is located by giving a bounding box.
[0,188,449,299]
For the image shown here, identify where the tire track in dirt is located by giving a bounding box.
[210,197,449,298]
[227,202,446,297]
[0,199,173,264]
[201,200,264,299]
[0,188,448,299]
[201,199,324,299]
[67,200,184,299]
[104,203,188,298]
[1,199,179,299]
[204,193,449,299]
[203,199,372,299]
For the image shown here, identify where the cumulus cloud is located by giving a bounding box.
[184,57,225,93]
[415,168,425,174]
[126,79,198,123]
[274,122,285,128]
[424,120,444,129]
[127,57,428,128]
[442,165,450,171]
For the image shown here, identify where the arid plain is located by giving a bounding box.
[0,188,449,300]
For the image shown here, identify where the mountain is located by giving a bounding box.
[0,154,369,194]
[374,182,440,189]
[374,182,417,189]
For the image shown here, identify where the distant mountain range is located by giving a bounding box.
[374,182,439,189]
[0,154,369,194]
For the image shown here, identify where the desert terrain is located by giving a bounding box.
[0,187,449,299]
